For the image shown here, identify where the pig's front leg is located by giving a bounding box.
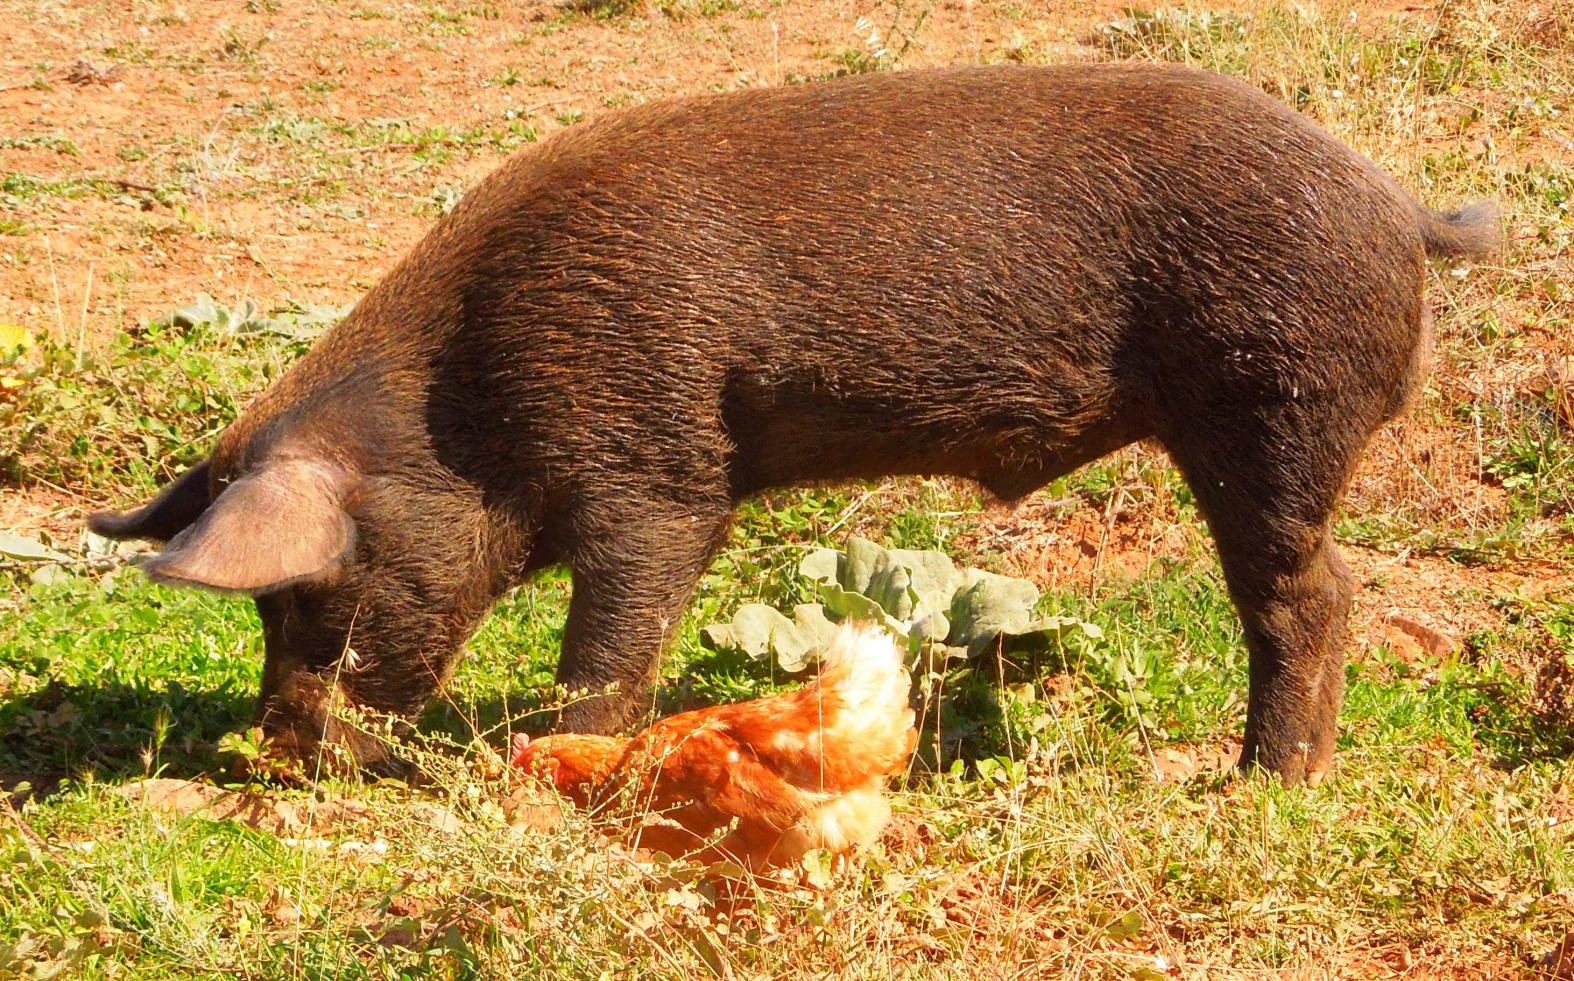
[554,500,733,733]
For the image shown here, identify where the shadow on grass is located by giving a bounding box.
[1463,681,1574,770]
[0,679,253,796]
[10,654,1571,804]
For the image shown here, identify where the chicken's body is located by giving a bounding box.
[512,623,916,871]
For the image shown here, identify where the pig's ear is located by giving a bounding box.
[138,459,356,595]
[89,460,214,543]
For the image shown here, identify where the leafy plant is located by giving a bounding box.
[702,537,1102,671]
[153,293,347,343]
[558,0,640,21]
[1485,407,1573,517]
[0,532,67,563]
[1094,8,1253,70]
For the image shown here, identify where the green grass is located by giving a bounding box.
[3,0,1573,975]
[4,541,1572,976]
[0,312,310,492]
[4,481,1573,974]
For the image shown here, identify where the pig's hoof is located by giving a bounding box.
[1234,739,1333,787]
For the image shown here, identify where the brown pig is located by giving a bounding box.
[91,64,1498,782]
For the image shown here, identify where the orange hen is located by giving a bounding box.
[512,622,916,872]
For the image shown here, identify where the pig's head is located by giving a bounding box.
[89,396,518,777]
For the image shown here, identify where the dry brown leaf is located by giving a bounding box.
[1151,742,1241,782]
[1382,613,1458,658]
[1540,932,1574,980]
[409,803,465,835]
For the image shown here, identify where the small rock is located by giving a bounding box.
[1377,624,1425,662]
[65,60,124,86]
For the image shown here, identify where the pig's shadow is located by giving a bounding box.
[0,678,251,795]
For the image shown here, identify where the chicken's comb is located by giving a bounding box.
[510,732,532,768]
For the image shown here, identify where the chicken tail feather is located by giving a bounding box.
[806,622,916,782]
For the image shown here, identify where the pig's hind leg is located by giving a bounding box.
[553,495,733,734]
[1160,395,1377,786]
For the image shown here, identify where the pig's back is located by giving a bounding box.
[447,61,1421,362]
[378,63,1429,496]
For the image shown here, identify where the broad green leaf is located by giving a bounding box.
[814,579,900,629]
[841,536,912,616]
[947,569,1041,654]
[884,545,963,620]
[707,538,1102,673]
[801,536,961,625]
[28,563,73,586]
[0,322,32,354]
[786,603,842,665]
[700,603,837,671]
[701,603,799,659]
[0,531,67,562]
[265,302,349,341]
[797,547,840,585]
[153,293,224,332]
[909,609,950,646]
[1104,909,1144,941]
[150,293,345,341]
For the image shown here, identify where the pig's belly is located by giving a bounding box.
[719,374,1146,501]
